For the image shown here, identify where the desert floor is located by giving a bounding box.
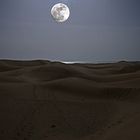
[0,60,140,140]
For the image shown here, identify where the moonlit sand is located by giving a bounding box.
[0,60,140,140]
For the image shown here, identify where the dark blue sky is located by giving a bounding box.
[0,0,140,62]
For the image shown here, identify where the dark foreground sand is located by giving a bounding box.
[0,60,140,140]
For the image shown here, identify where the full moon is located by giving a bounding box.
[51,3,70,23]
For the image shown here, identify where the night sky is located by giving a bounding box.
[0,0,140,62]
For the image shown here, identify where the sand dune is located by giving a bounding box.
[0,60,140,140]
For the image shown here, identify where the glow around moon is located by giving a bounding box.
[51,3,70,23]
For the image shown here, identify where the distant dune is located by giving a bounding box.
[0,60,140,140]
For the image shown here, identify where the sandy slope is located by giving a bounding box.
[0,60,140,140]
